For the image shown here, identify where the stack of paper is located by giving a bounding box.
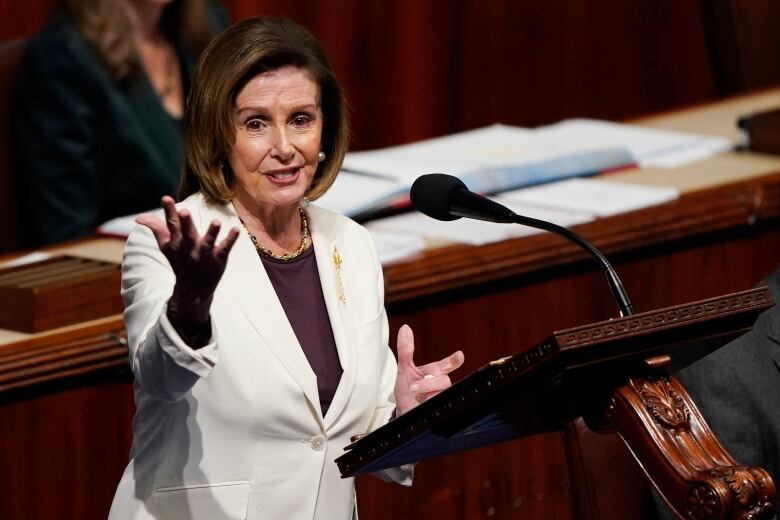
[497,177,679,218]
[328,124,634,220]
[366,178,679,264]
[317,119,728,220]
[536,119,732,169]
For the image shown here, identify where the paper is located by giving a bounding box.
[360,178,678,263]
[343,123,632,185]
[368,203,593,247]
[367,212,516,246]
[334,118,723,223]
[97,213,142,239]
[0,251,52,269]
[342,119,730,188]
[498,178,679,218]
[315,171,405,216]
[537,118,732,169]
[343,125,537,183]
[335,123,636,220]
[367,229,427,265]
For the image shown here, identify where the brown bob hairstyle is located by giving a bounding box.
[180,17,349,204]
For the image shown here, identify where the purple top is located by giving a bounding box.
[260,245,343,416]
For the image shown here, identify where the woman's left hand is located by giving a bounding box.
[393,324,465,416]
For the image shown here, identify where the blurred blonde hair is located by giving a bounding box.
[180,17,349,204]
[60,0,213,80]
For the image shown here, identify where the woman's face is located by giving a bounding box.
[228,66,323,212]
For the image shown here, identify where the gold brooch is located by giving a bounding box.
[333,246,345,305]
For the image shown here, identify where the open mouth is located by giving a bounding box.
[265,167,301,184]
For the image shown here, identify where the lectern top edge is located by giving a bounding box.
[336,287,773,478]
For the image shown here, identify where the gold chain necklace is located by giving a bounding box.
[240,206,309,262]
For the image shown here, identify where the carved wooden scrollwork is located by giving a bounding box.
[708,467,775,520]
[633,377,689,430]
[586,374,776,520]
[687,484,720,520]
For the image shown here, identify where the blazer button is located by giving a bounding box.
[311,435,326,451]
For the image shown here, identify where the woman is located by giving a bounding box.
[109,17,464,519]
[12,0,229,246]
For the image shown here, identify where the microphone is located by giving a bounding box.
[410,174,635,317]
[409,173,515,223]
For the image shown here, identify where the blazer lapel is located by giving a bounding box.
[308,205,358,429]
[213,203,323,424]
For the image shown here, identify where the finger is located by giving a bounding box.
[200,220,221,252]
[395,324,417,370]
[161,196,182,244]
[136,214,171,248]
[215,227,241,262]
[179,210,196,250]
[421,350,465,376]
[409,374,452,399]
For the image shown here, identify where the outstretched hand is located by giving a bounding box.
[136,196,240,338]
[393,324,465,416]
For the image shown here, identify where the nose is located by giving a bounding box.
[270,125,294,162]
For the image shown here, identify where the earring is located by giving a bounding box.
[317,151,326,162]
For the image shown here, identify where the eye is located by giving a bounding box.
[291,114,313,127]
[244,118,265,133]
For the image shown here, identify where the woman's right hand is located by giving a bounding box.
[136,196,240,346]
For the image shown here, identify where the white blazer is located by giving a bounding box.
[108,193,411,520]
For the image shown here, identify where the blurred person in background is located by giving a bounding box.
[654,264,780,520]
[12,0,229,246]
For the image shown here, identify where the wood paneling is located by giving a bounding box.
[0,0,716,151]
[0,372,133,519]
[0,1,52,41]
[220,0,716,149]
[0,38,26,253]
[700,0,780,95]
[0,320,128,519]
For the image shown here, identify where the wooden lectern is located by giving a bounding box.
[337,287,777,520]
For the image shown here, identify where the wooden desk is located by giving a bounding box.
[2,89,780,519]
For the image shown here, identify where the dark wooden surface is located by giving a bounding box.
[0,321,129,518]
[0,256,123,332]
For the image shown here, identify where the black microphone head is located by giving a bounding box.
[410,173,465,221]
